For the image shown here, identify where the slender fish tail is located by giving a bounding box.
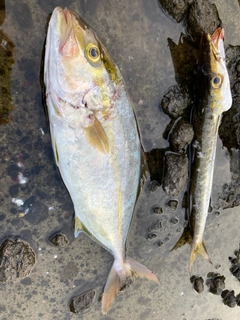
[102,257,159,314]
[189,239,212,273]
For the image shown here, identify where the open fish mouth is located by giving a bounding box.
[210,26,225,61]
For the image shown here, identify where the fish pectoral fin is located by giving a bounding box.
[189,240,212,273]
[170,225,192,251]
[102,257,159,314]
[52,138,59,167]
[74,216,84,238]
[84,117,109,154]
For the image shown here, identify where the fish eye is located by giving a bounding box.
[85,43,101,64]
[211,75,222,89]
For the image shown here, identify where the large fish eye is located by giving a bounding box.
[85,43,101,65]
[211,75,222,89]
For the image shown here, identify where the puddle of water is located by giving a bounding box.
[0,0,239,319]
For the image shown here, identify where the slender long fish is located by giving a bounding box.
[188,27,232,271]
[44,7,158,313]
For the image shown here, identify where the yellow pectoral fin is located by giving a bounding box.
[52,138,59,167]
[84,117,109,154]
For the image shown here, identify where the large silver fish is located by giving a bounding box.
[44,7,158,313]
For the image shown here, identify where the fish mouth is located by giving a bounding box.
[211,27,224,48]
[210,27,225,60]
[51,7,88,57]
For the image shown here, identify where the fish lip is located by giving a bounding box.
[63,7,90,31]
[211,27,224,49]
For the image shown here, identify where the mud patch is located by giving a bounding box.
[0,239,35,283]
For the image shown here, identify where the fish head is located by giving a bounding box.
[44,7,121,120]
[199,27,232,115]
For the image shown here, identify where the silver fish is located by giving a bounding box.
[172,27,232,271]
[44,7,158,313]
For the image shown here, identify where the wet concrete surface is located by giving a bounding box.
[0,0,240,319]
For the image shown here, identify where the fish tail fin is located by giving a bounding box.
[189,240,212,272]
[102,257,159,314]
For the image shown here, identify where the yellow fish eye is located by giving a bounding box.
[85,43,101,64]
[211,75,222,89]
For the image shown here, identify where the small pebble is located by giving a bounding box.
[166,200,178,211]
[50,233,69,247]
[221,290,236,308]
[148,180,160,193]
[153,207,163,214]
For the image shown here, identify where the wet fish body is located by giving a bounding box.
[189,27,232,270]
[44,7,158,313]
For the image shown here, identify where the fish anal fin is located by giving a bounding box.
[170,225,192,251]
[102,257,159,314]
[189,240,212,273]
[84,117,109,154]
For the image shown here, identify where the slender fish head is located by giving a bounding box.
[199,27,232,116]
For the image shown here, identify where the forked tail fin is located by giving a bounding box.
[189,240,212,273]
[171,227,212,273]
[102,256,159,314]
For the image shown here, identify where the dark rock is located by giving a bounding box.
[206,273,226,295]
[185,0,221,42]
[0,239,35,283]
[191,276,204,293]
[161,85,191,119]
[153,206,163,214]
[148,180,161,193]
[49,233,69,247]
[69,289,95,313]
[163,153,188,197]
[170,217,179,224]
[221,290,236,308]
[147,233,158,241]
[157,241,164,247]
[229,245,240,282]
[236,292,240,306]
[158,0,193,23]
[169,118,194,153]
[166,200,178,211]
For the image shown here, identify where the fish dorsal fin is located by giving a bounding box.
[84,117,109,154]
